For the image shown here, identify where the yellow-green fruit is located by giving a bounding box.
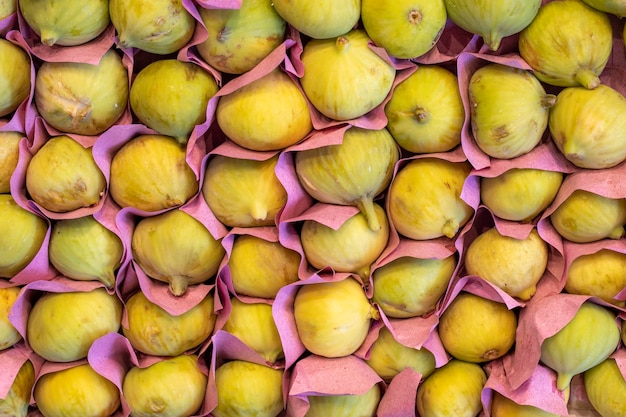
[388,158,473,240]
[34,49,129,136]
[416,359,487,417]
[468,63,556,159]
[444,0,541,51]
[294,278,378,358]
[227,234,300,299]
[109,0,195,54]
[122,291,216,356]
[372,254,456,318]
[439,292,517,363]
[518,0,612,89]
[26,136,106,213]
[34,363,120,417]
[109,134,198,212]
[0,286,22,350]
[196,0,286,74]
[222,298,283,363]
[300,203,389,280]
[0,0,16,19]
[0,38,30,118]
[123,355,207,417]
[27,288,123,362]
[0,360,35,417]
[305,384,381,417]
[0,131,22,194]
[540,301,621,391]
[360,0,447,59]
[490,391,560,417]
[300,29,396,121]
[216,68,312,151]
[19,0,109,46]
[295,127,399,231]
[0,194,47,278]
[481,168,563,222]
[582,0,626,16]
[549,189,626,243]
[548,84,626,169]
[623,321,626,345]
[384,64,464,154]
[584,357,626,417]
[130,59,218,145]
[565,249,626,307]
[271,0,360,39]
[131,208,225,296]
[464,227,548,300]
[202,154,287,228]
[365,326,436,382]
[213,360,284,417]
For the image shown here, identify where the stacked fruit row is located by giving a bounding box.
[1,0,626,416]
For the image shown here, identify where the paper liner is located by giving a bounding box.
[194,0,242,9]
[567,374,603,417]
[0,12,17,35]
[0,342,43,404]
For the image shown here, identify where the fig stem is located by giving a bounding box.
[442,218,459,239]
[336,36,350,52]
[556,372,573,392]
[414,107,430,123]
[542,94,557,109]
[169,276,189,297]
[357,197,381,231]
[99,269,116,289]
[574,69,600,89]
[484,32,502,52]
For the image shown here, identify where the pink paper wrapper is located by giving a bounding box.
[194,0,242,10]
[0,12,17,36]
[413,20,481,65]
[0,342,43,404]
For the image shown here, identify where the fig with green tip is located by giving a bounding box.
[581,0,626,16]
[305,383,381,417]
[0,360,35,417]
[0,286,21,350]
[271,0,361,39]
[491,391,560,417]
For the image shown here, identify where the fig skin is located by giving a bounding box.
[0,131,22,193]
[491,391,560,417]
[0,286,22,350]
[271,0,360,39]
[0,0,16,19]
[306,384,381,417]
[0,38,30,118]
[584,358,626,417]
[565,249,626,307]
[0,360,35,417]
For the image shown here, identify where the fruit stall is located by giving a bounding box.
[1,0,626,416]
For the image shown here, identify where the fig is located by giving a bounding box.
[518,0,612,89]
[305,384,381,417]
[109,134,198,212]
[582,0,626,16]
[122,290,216,356]
[468,63,556,159]
[540,301,621,391]
[26,135,106,213]
[271,0,360,39]
[565,249,626,307]
[584,357,626,417]
[360,0,447,59]
[216,68,312,151]
[34,49,129,136]
[0,359,35,417]
[388,158,473,240]
[196,0,286,74]
[299,29,396,121]
[0,0,16,19]
[293,278,378,358]
[131,208,225,296]
[491,391,560,417]
[0,131,22,193]
[295,127,399,231]
[0,38,30,118]
[384,64,464,154]
[26,287,123,362]
[0,286,21,350]
[34,363,120,417]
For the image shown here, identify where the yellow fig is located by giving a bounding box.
[416,359,487,417]
[548,84,626,169]
[0,0,16,19]
[0,131,22,194]
[365,326,436,382]
[384,64,464,154]
[582,0,626,16]
[360,0,447,59]
[216,68,312,151]
[0,286,22,350]
[300,203,389,280]
[227,234,301,299]
[19,0,109,46]
[388,158,473,240]
[213,360,284,417]
[468,63,556,159]
[0,359,34,417]
[34,363,120,417]
[34,49,129,136]
[109,134,198,212]
[293,278,379,358]
[295,127,399,231]
[109,0,195,54]
[123,355,207,417]
[131,208,225,296]
[305,383,381,417]
[0,194,48,278]
[371,254,456,319]
[300,29,396,121]
[439,292,517,363]
[0,38,30,118]
[122,290,216,356]
[565,249,626,307]
[464,227,548,300]
[549,189,626,243]
[623,321,626,345]
[518,0,612,89]
[27,288,123,362]
[490,391,560,417]
[540,301,621,391]
[202,154,287,228]
[222,298,283,363]
[480,168,563,222]
[584,357,626,417]
[26,135,106,213]
[271,0,360,39]
[196,0,286,74]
